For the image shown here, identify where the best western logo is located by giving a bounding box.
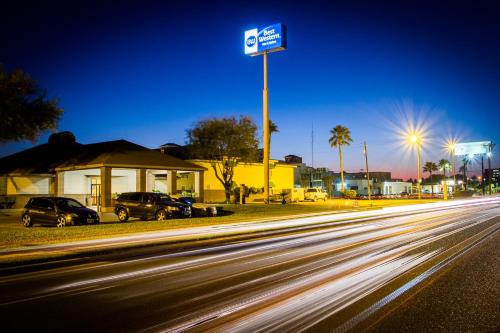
[244,28,258,54]
[246,36,256,47]
[259,28,280,43]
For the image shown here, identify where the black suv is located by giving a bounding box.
[114,192,191,222]
[22,197,99,227]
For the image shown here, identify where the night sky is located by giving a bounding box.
[1,0,499,178]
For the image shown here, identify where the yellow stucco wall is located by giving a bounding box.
[176,172,195,192]
[6,176,51,195]
[189,160,295,202]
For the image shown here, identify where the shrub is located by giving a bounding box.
[343,190,357,199]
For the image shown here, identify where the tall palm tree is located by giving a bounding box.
[328,125,352,193]
[439,159,451,195]
[438,159,451,178]
[268,119,279,146]
[461,157,471,190]
[423,161,438,194]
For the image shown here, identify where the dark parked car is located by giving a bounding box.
[174,197,218,217]
[22,197,99,227]
[114,192,191,222]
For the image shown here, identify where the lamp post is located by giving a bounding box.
[410,134,421,199]
[487,150,492,195]
[363,141,372,204]
[448,142,456,194]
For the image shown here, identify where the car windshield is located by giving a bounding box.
[307,189,317,192]
[157,195,173,202]
[55,198,84,209]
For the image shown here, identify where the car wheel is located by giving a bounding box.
[313,196,317,202]
[22,214,33,228]
[56,216,67,228]
[156,209,169,221]
[117,208,129,222]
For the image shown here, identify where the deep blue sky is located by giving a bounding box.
[1,0,499,178]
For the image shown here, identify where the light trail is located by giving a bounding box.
[0,199,499,332]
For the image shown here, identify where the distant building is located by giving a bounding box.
[283,154,409,195]
[158,145,296,202]
[484,168,500,188]
[284,155,302,164]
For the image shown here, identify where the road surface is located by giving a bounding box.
[1,199,499,332]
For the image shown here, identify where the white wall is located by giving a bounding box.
[7,176,50,194]
[379,182,412,195]
[63,169,99,194]
[111,169,136,194]
[148,170,168,193]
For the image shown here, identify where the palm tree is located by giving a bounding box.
[438,159,451,178]
[328,125,352,193]
[461,157,471,190]
[423,161,438,194]
[438,159,451,195]
[268,119,279,146]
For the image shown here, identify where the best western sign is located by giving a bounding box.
[244,24,287,56]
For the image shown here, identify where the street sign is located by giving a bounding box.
[244,24,287,56]
[454,141,491,156]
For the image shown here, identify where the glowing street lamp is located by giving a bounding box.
[409,133,422,199]
[446,140,457,192]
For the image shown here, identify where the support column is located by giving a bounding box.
[136,169,146,192]
[100,166,112,212]
[194,171,204,202]
[49,176,56,195]
[56,171,64,196]
[166,170,177,195]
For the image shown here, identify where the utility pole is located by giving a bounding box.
[363,142,372,203]
[481,155,485,196]
[417,142,421,199]
[488,142,493,195]
[310,122,314,188]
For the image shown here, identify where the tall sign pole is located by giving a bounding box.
[244,23,287,204]
[263,51,270,203]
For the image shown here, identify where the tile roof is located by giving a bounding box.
[0,139,205,175]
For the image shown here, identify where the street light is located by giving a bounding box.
[409,133,421,199]
[446,140,457,193]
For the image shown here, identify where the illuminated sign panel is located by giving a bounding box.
[454,141,491,156]
[244,24,287,56]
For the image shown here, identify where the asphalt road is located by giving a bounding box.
[1,199,499,332]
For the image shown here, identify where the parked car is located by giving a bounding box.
[114,192,191,222]
[304,188,328,201]
[173,197,218,217]
[22,197,99,227]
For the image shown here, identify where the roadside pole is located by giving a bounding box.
[417,142,421,199]
[452,148,456,194]
[363,141,372,204]
[481,155,485,196]
[488,142,492,195]
[263,52,270,204]
[443,180,448,200]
